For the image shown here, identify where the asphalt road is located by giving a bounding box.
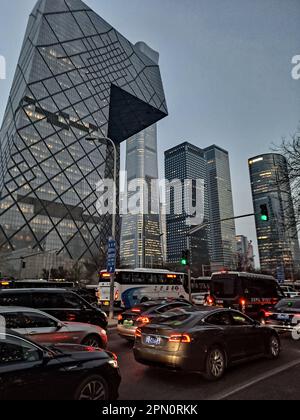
[107,329,300,400]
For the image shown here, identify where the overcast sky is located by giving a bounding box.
[0,0,300,266]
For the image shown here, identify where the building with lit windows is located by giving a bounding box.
[165,142,210,275]
[0,0,167,278]
[249,153,300,279]
[165,143,236,274]
[120,122,163,269]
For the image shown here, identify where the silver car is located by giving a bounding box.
[0,307,107,349]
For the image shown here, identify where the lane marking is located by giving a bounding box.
[208,358,300,400]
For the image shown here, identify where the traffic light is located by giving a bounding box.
[181,250,190,267]
[260,204,269,222]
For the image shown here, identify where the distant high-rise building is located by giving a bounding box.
[204,145,237,271]
[120,124,162,268]
[0,0,167,278]
[249,153,300,279]
[164,142,209,275]
[236,235,255,271]
[160,202,167,264]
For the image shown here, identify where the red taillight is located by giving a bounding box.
[67,314,76,322]
[264,312,273,317]
[132,308,141,313]
[117,314,123,321]
[207,296,214,305]
[240,299,246,307]
[115,290,119,300]
[135,328,142,338]
[136,316,150,324]
[169,334,191,343]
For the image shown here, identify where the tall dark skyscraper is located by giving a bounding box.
[204,145,236,271]
[0,0,167,278]
[249,153,300,279]
[165,142,210,275]
[165,142,236,274]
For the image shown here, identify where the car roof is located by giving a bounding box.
[0,306,45,314]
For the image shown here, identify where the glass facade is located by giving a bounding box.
[204,145,237,271]
[249,153,300,278]
[0,0,167,278]
[120,123,163,268]
[165,142,210,274]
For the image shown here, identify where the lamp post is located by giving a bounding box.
[86,136,117,320]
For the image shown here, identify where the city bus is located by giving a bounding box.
[209,271,285,320]
[97,269,188,309]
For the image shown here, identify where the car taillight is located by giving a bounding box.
[132,308,141,313]
[169,334,191,343]
[135,328,142,338]
[207,296,214,305]
[240,298,246,307]
[115,291,119,300]
[136,316,150,324]
[117,314,123,321]
[264,312,273,317]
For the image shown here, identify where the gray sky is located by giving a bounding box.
[0,0,300,266]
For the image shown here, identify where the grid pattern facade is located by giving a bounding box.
[249,153,300,277]
[165,142,210,273]
[0,0,167,277]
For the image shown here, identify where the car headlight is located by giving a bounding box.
[108,359,119,369]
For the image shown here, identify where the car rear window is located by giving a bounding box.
[155,313,193,327]
[276,300,300,310]
[211,277,237,298]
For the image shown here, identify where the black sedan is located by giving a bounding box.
[133,307,280,381]
[0,330,121,400]
[263,298,300,333]
[118,298,193,341]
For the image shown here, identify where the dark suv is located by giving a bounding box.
[0,289,108,330]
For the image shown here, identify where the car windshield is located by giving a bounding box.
[275,300,300,310]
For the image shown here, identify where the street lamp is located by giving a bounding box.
[86,136,117,320]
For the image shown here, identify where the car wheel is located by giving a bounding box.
[75,375,109,401]
[267,335,280,359]
[82,335,103,349]
[204,347,226,381]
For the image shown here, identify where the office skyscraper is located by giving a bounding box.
[165,142,210,275]
[165,142,236,273]
[120,123,163,268]
[204,145,237,271]
[0,0,167,278]
[249,153,300,278]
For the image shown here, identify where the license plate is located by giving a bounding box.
[145,335,161,346]
[123,320,134,328]
[277,314,290,321]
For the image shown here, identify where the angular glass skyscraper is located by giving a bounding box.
[249,153,300,279]
[0,0,167,278]
[120,122,162,269]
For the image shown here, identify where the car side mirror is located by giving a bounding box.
[42,351,54,364]
[56,322,64,331]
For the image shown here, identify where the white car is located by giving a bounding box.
[192,293,208,306]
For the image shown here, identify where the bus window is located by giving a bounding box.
[132,273,143,284]
[242,277,282,299]
[120,272,132,284]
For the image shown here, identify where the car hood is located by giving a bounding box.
[48,343,111,361]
